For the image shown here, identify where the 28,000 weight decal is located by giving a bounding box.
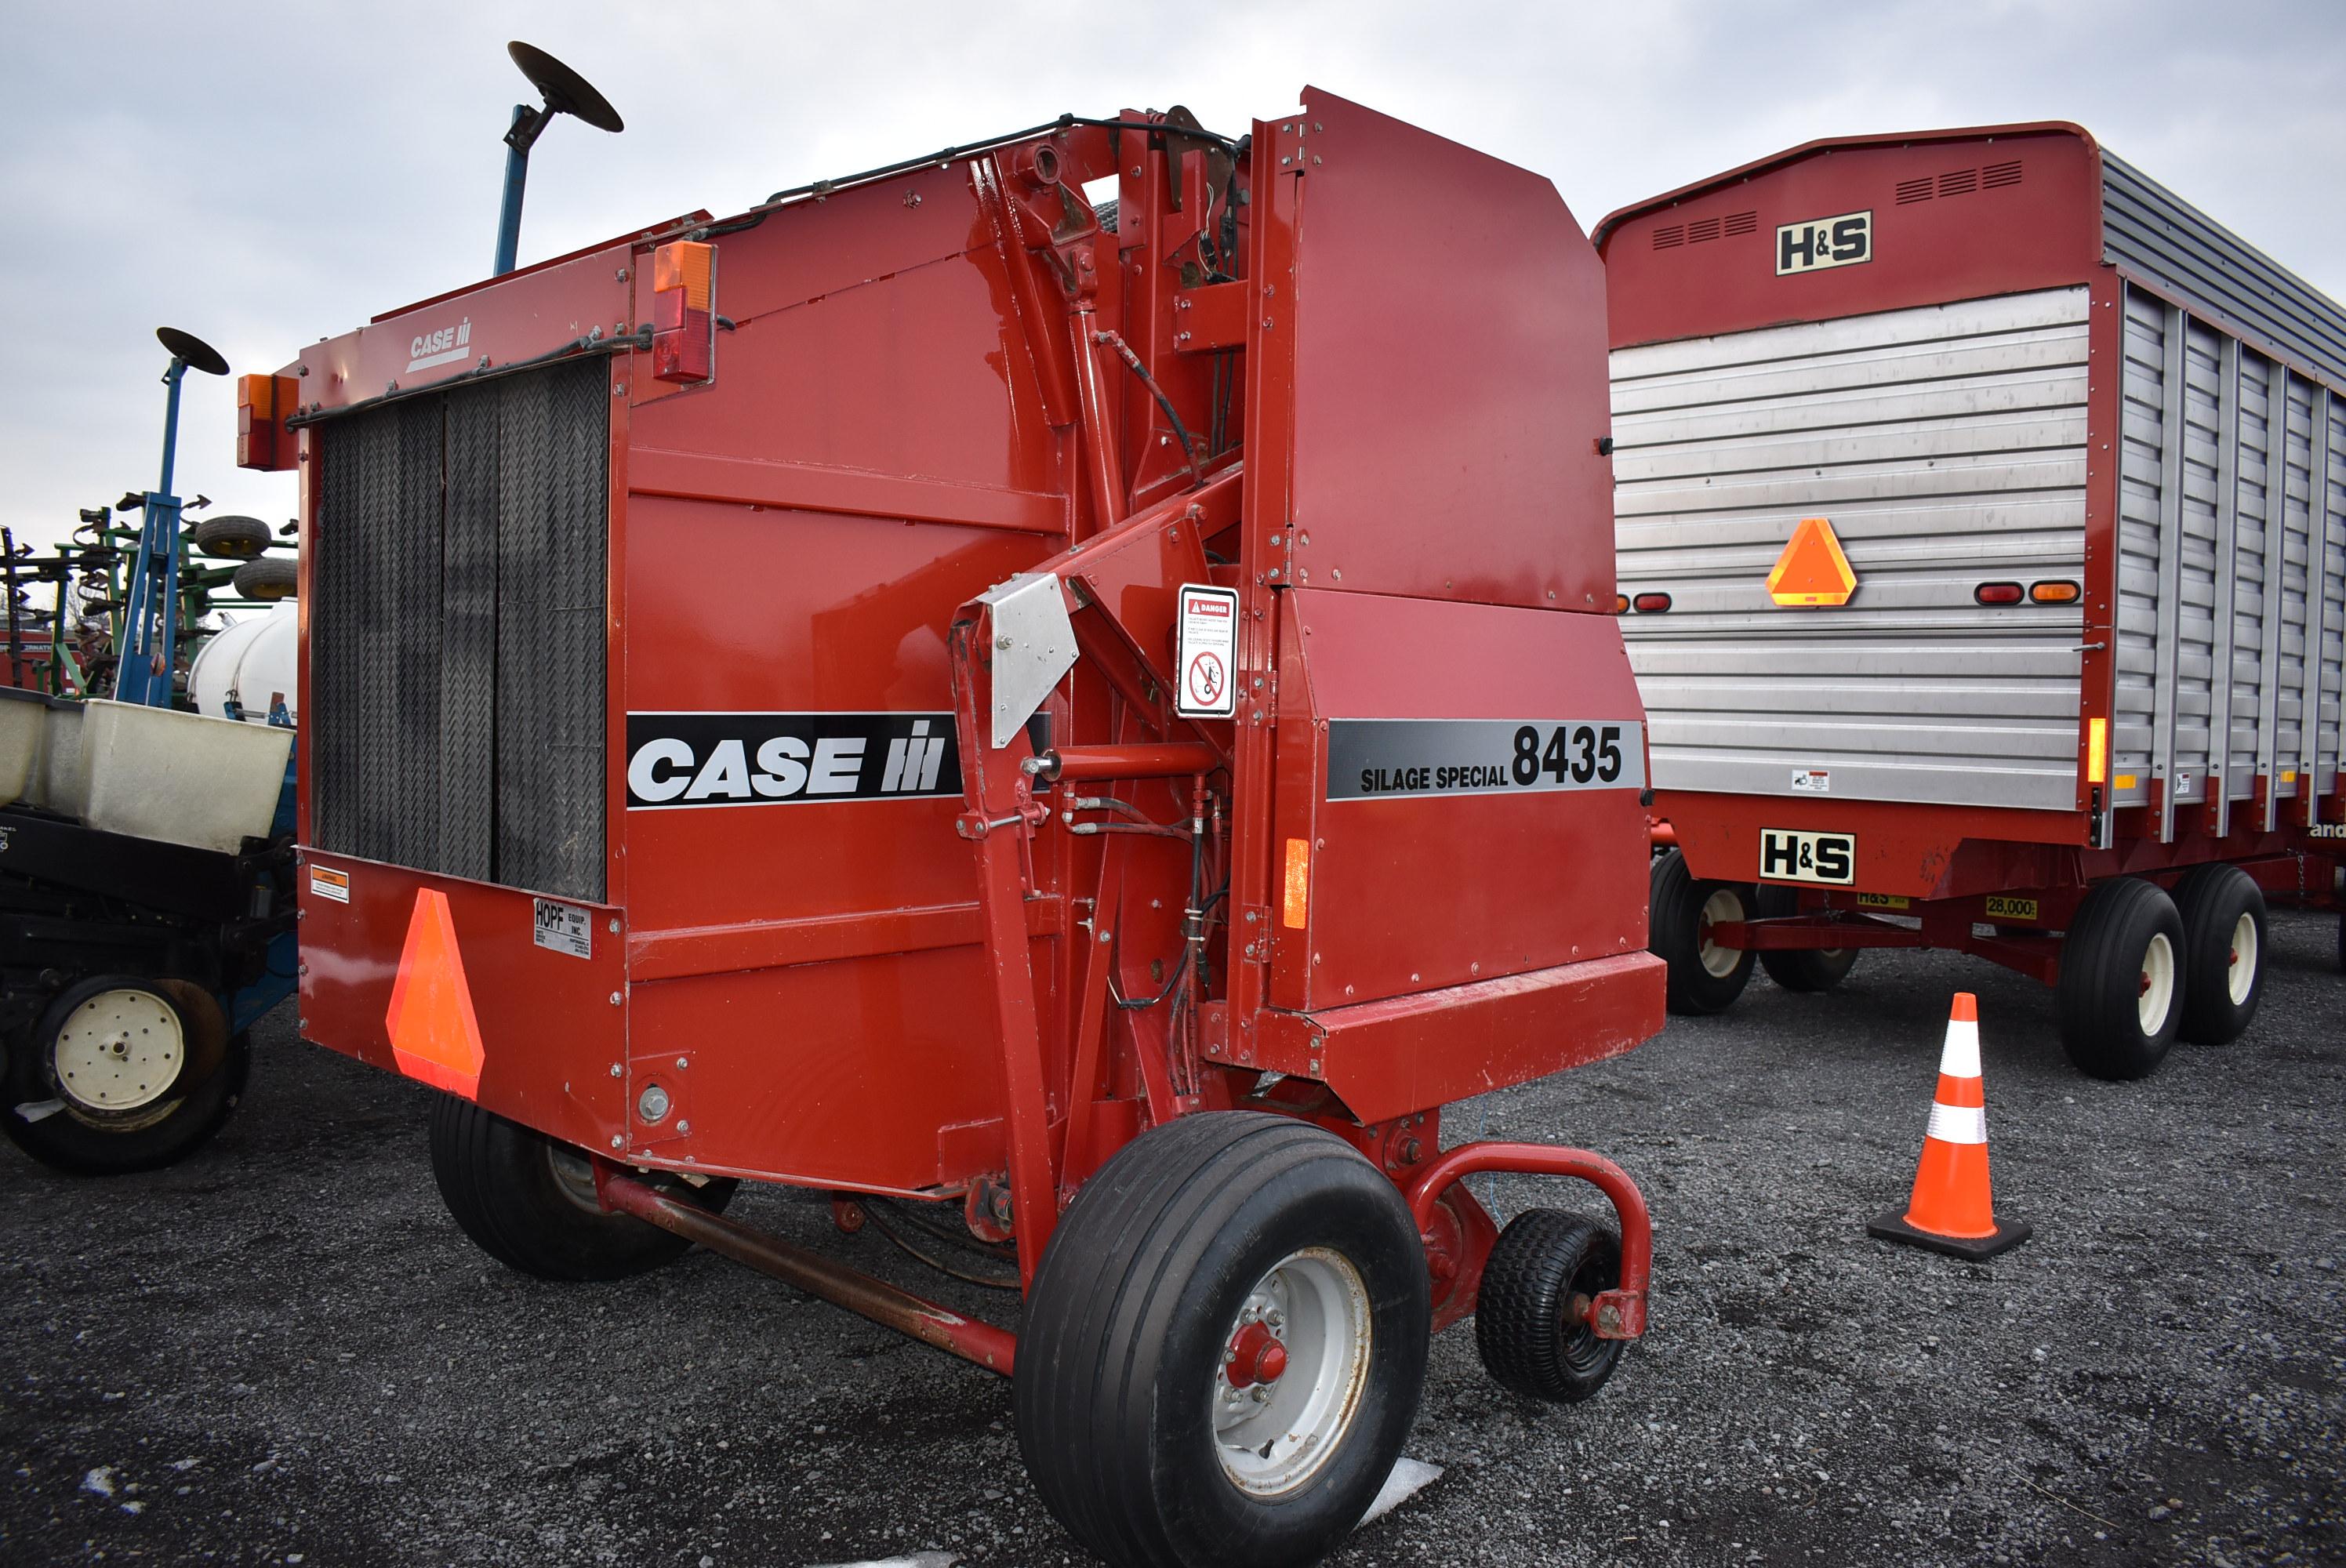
[1325,719,1646,800]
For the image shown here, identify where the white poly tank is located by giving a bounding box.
[187,601,300,724]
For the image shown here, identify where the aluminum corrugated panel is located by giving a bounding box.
[311,357,609,901]
[1612,287,2089,811]
[2102,152,2346,390]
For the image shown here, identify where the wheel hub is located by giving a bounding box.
[1224,1320,1290,1387]
[1209,1247,1372,1497]
[53,990,184,1113]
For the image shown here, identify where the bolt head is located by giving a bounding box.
[610,1135,623,1150]
[608,1062,623,1078]
[637,1083,672,1123]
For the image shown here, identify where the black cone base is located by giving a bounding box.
[1867,1206,2032,1261]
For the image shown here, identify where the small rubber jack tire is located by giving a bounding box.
[2,977,249,1176]
[427,1095,736,1281]
[1015,1112,1429,1568]
[1650,848,1756,1014]
[1752,886,1860,993]
[2170,863,2267,1045]
[1473,1210,1625,1404]
[2056,877,2185,1081]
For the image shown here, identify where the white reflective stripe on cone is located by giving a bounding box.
[1937,1019,1982,1080]
[1926,1102,1988,1145]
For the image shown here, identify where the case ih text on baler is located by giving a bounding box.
[239,91,1666,1566]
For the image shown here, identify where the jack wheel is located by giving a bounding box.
[2172,864,2266,1045]
[427,1096,736,1280]
[1474,1210,1625,1403]
[1015,1112,1428,1568]
[1650,848,1755,1014]
[2056,878,2184,1080]
[2,977,249,1175]
[1752,886,1860,993]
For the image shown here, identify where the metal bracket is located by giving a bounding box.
[976,573,1078,748]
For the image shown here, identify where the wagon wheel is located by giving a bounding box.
[2,976,249,1175]
[2055,877,2184,1080]
[1753,884,1859,993]
[2171,863,2267,1045]
[1015,1112,1428,1567]
[1647,848,1755,1014]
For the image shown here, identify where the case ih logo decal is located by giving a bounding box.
[1325,720,1646,800]
[1775,211,1872,275]
[405,317,473,373]
[625,713,961,809]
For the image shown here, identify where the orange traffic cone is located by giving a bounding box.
[1867,993,2031,1259]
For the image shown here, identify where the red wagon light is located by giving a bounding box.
[650,238,716,384]
[1632,592,1672,613]
[1974,582,2024,605]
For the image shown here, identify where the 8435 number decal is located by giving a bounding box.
[1326,719,1647,800]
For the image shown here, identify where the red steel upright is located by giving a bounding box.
[244,89,1663,1566]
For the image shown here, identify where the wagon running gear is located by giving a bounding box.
[1868,993,2031,1260]
[1648,848,1756,1014]
[1753,885,1859,993]
[2171,863,2267,1045]
[2056,877,2185,1080]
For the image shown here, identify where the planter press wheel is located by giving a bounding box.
[1648,848,1756,1014]
[1015,1112,1428,1567]
[427,1095,736,1281]
[2,976,249,1175]
[2055,877,2185,1080]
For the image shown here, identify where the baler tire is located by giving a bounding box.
[1752,886,1859,993]
[1649,848,1756,1015]
[192,514,271,560]
[2,978,249,1177]
[1473,1209,1624,1404]
[1014,1111,1429,1568]
[2171,863,2267,1045]
[2055,878,2185,1081]
[426,1096,738,1282]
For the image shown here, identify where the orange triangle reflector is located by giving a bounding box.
[385,888,486,1099]
[1767,516,1858,607]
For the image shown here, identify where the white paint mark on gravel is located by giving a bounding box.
[80,1466,115,1497]
[1360,1456,1445,1526]
[808,1553,958,1568]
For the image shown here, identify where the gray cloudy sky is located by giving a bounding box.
[4,0,2341,550]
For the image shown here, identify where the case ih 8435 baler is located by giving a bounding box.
[239,91,1663,1565]
[1600,124,2345,1080]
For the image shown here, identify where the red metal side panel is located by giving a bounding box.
[297,853,626,1153]
[1269,588,1651,1011]
[1601,128,2103,350]
[1280,89,1614,613]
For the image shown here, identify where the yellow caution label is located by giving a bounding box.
[1984,895,2039,922]
[1855,891,1910,910]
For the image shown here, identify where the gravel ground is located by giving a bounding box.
[4,910,2341,1568]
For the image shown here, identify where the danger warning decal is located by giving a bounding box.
[1326,720,1647,800]
[625,713,961,810]
[1174,583,1239,719]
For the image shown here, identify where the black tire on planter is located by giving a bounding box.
[1473,1210,1625,1404]
[231,555,297,601]
[2170,863,2268,1045]
[2055,877,2187,1080]
[1752,885,1860,993]
[1649,848,1756,1015]
[1,977,249,1176]
[426,1096,737,1281]
[1015,1112,1429,1568]
[192,514,271,560]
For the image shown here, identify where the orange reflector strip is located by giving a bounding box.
[652,240,714,310]
[1766,517,1857,607]
[2086,717,2108,785]
[1281,837,1310,929]
[384,889,487,1099]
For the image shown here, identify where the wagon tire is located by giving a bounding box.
[1752,886,1860,993]
[2055,878,2185,1080]
[2171,863,2266,1045]
[1473,1210,1625,1404]
[192,514,271,560]
[1015,1111,1429,1568]
[2,976,249,1176]
[427,1096,736,1281]
[1649,848,1755,1014]
[231,556,297,601]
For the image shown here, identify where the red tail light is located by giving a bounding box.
[650,240,717,385]
[1632,592,1672,613]
[1974,582,2023,605]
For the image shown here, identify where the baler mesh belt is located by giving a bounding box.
[311,355,609,903]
